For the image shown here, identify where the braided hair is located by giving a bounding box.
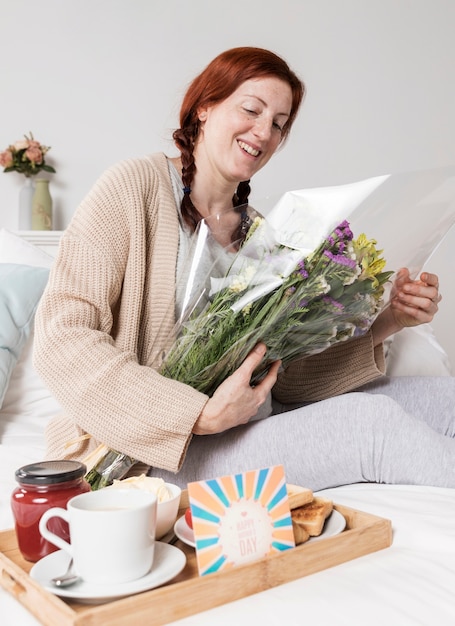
[173,125,252,242]
[172,47,305,242]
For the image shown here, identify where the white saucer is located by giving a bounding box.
[30,542,186,604]
[174,510,346,548]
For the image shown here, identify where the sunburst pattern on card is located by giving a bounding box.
[187,465,295,575]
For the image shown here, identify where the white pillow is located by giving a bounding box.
[0,228,54,269]
[0,230,62,441]
[385,325,452,376]
[0,263,50,407]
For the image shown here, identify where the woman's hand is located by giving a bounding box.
[192,343,281,435]
[372,268,442,345]
[390,268,442,327]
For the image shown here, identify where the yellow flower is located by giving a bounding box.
[352,234,388,287]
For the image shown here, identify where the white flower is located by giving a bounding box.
[229,264,256,293]
[317,276,331,294]
[343,266,361,285]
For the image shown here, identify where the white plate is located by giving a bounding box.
[174,514,196,547]
[30,542,186,604]
[308,509,346,542]
[174,509,346,548]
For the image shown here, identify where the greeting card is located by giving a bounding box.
[187,465,295,576]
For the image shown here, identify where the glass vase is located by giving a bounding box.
[18,177,35,230]
[32,179,53,230]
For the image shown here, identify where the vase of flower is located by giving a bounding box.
[0,132,56,230]
[18,177,35,229]
[32,179,53,230]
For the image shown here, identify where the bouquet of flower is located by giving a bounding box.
[0,132,56,177]
[159,212,393,396]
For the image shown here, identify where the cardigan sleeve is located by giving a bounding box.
[272,330,386,404]
[34,156,208,472]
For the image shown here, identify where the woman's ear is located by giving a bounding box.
[197,107,208,122]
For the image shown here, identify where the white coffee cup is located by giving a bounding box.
[39,488,157,584]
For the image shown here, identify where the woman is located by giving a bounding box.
[34,47,454,491]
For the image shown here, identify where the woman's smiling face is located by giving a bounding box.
[195,76,293,185]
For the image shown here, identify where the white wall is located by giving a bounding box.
[1,0,454,363]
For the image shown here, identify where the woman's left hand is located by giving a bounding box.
[371,268,442,345]
[390,268,442,329]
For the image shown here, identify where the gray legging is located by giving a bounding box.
[150,376,455,491]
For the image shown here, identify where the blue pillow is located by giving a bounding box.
[0,263,50,407]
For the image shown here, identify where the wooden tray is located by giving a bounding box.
[0,491,392,626]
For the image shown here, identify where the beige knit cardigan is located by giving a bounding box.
[33,153,385,473]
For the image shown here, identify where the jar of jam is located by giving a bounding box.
[11,460,91,562]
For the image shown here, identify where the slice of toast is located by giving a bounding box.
[286,484,314,510]
[291,520,311,545]
[291,496,333,537]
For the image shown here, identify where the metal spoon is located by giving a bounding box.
[51,558,80,587]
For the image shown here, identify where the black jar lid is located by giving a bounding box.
[15,460,87,485]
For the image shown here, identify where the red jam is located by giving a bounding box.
[11,460,90,562]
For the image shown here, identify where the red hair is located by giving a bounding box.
[178,47,304,143]
[173,47,305,234]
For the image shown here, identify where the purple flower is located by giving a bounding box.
[325,221,354,249]
[297,260,309,278]
[323,250,357,269]
[336,221,354,241]
[322,296,344,312]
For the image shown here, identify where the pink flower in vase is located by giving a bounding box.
[0,150,13,168]
[0,132,56,177]
[25,145,44,165]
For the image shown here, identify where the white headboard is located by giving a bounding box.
[13,230,63,258]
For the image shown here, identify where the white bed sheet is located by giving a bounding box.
[1,446,454,626]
